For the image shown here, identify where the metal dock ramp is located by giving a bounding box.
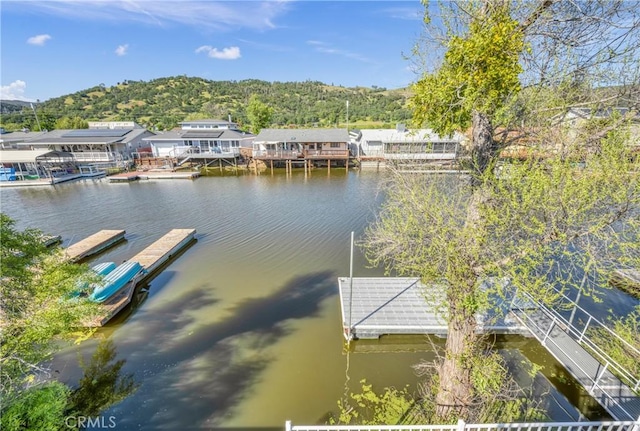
[512,289,640,421]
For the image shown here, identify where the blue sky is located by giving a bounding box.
[1,0,426,102]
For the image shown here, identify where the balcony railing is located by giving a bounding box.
[71,152,117,162]
[253,150,304,159]
[304,149,350,158]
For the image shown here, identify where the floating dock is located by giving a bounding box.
[90,229,197,326]
[109,171,199,182]
[338,277,528,340]
[65,230,126,262]
[109,172,140,182]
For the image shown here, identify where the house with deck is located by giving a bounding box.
[17,122,153,167]
[353,125,464,168]
[142,119,255,163]
[252,128,350,169]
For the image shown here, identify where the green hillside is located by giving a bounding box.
[1,76,412,131]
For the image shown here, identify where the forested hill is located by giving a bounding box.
[1,76,413,131]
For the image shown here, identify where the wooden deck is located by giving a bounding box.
[129,228,197,280]
[338,277,528,340]
[64,230,126,262]
[109,172,140,182]
[88,229,197,326]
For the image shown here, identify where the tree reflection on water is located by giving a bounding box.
[70,338,137,417]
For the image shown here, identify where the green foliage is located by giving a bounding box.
[588,305,640,393]
[246,94,274,134]
[0,382,70,431]
[0,214,100,402]
[54,116,89,130]
[0,77,412,130]
[329,379,413,425]
[411,2,524,135]
[363,118,639,420]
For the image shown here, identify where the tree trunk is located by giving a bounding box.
[435,282,478,419]
[470,111,497,187]
[435,110,496,420]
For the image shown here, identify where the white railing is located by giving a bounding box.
[254,150,303,158]
[512,288,640,393]
[71,152,116,162]
[285,419,640,431]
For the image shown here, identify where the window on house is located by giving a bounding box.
[330,143,340,148]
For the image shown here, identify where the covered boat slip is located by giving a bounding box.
[338,277,527,340]
[88,229,197,326]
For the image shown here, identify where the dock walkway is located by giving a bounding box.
[511,289,640,421]
[92,229,197,326]
[64,230,126,262]
[337,277,527,340]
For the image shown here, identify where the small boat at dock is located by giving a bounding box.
[89,261,145,303]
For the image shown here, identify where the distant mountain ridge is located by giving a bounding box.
[0,76,413,130]
[0,99,35,115]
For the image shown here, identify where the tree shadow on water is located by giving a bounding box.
[110,270,337,430]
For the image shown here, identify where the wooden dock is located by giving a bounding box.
[89,228,197,326]
[129,228,197,279]
[64,230,126,262]
[338,277,528,340]
[109,172,140,182]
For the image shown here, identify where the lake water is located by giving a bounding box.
[2,170,632,429]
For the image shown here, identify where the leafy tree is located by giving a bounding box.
[54,116,89,130]
[0,382,70,431]
[246,94,274,134]
[0,214,100,404]
[364,0,640,421]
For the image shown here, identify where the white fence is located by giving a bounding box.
[285,420,640,431]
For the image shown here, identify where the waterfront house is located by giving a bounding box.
[252,128,350,162]
[142,119,255,159]
[17,121,154,167]
[354,125,463,162]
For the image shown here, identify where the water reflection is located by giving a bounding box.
[70,339,137,417]
[105,271,336,429]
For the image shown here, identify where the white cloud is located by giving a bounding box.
[27,34,52,46]
[306,40,373,64]
[381,6,423,21]
[115,44,129,56]
[15,1,290,31]
[0,80,35,101]
[195,45,241,60]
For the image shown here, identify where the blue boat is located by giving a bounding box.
[92,262,117,276]
[90,261,144,303]
[69,262,117,298]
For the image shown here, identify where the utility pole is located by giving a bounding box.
[30,103,42,131]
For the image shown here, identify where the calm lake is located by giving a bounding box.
[3,170,635,429]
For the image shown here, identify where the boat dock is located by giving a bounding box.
[64,230,126,262]
[90,229,197,326]
[338,277,528,340]
[109,171,200,182]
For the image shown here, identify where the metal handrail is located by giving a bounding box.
[285,419,640,431]
[513,288,639,390]
[513,308,638,420]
